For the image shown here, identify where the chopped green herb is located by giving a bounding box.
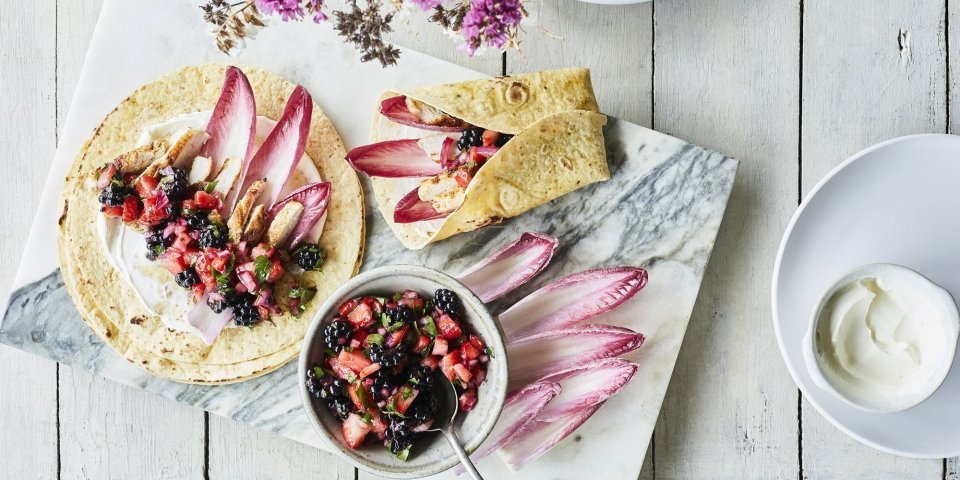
[386,321,405,333]
[361,412,373,424]
[204,180,219,193]
[423,316,438,338]
[484,347,495,358]
[366,333,384,346]
[392,292,403,301]
[288,283,317,316]
[355,383,373,408]
[395,446,410,461]
[253,255,271,284]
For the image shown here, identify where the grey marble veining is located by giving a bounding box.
[1,116,737,478]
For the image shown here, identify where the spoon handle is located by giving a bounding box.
[443,427,484,480]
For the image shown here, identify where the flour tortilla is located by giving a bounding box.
[57,64,364,384]
[371,69,608,249]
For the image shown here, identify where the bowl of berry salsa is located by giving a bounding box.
[298,265,508,478]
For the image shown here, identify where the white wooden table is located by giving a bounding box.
[2,0,958,478]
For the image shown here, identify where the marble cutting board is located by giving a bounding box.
[0,0,738,478]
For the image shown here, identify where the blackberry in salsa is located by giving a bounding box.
[306,288,491,458]
[174,268,200,289]
[198,222,228,249]
[231,293,262,327]
[293,243,326,271]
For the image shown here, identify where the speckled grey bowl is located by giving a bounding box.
[298,265,508,478]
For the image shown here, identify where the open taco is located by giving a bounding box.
[57,64,364,384]
[346,68,608,250]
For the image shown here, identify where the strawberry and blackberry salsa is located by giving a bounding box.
[305,288,491,459]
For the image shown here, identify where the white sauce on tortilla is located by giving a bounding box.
[98,111,323,336]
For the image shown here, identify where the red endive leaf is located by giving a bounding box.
[346,139,443,178]
[452,382,560,475]
[380,95,466,132]
[270,181,331,249]
[393,186,450,223]
[498,403,604,469]
[457,232,558,303]
[201,66,256,174]
[187,295,233,345]
[500,266,648,340]
[533,358,638,422]
[233,85,313,213]
[507,325,645,387]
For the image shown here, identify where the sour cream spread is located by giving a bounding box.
[814,275,951,407]
[96,111,322,336]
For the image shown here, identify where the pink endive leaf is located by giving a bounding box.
[233,85,313,213]
[269,181,331,249]
[500,266,648,340]
[346,139,444,178]
[457,232,558,303]
[394,186,450,224]
[187,295,233,345]
[452,382,560,476]
[533,358,638,422]
[380,95,466,132]
[507,325,645,387]
[498,403,604,469]
[201,66,256,174]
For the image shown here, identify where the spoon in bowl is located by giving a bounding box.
[426,372,484,480]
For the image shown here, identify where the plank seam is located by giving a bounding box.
[797,1,805,478]
[947,0,952,135]
[54,1,62,478]
[204,413,210,480]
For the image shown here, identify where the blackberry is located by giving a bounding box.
[327,396,353,422]
[174,268,199,289]
[322,378,349,399]
[97,183,130,207]
[293,243,326,271]
[367,343,386,364]
[385,418,418,454]
[206,293,233,314]
[323,320,352,352]
[407,392,438,423]
[144,227,169,260]
[406,364,435,390]
[494,133,514,147]
[385,305,415,325]
[160,168,189,201]
[231,293,262,326]
[379,347,408,368]
[434,289,462,318]
[305,365,324,398]
[198,222,228,249]
[457,127,484,151]
[370,370,397,401]
[185,213,210,230]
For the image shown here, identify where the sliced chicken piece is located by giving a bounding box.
[114,140,168,173]
[266,201,304,247]
[418,171,460,201]
[210,156,243,206]
[167,127,210,168]
[431,185,467,214]
[405,98,470,130]
[136,153,174,182]
[188,156,213,185]
[227,179,266,242]
[241,204,267,244]
[417,134,458,162]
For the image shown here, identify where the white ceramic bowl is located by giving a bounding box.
[802,263,960,413]
[298,265,508,478]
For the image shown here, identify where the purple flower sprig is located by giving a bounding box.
[256,0,327,23]
[460,0,525,56]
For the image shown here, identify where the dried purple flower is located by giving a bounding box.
[409,0,444,10]
[305,0,328,22]
[256,0,305,21]
[460,0,524,56]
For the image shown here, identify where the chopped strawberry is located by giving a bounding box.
[338,299,358,317]
[482,129,499,147]
[162,254,186,275]
[338,349,373,373]
[121,196,141,223]
[347,302,375,328]
[341,413,371,449]
[386,325,410,349]
[346,383,363,409]
[251,243,273,259]
[171,231,193,253]
[360,296,383,314]
[458,389,478,412]
[266,259,284,282]
[436,314,462,340]
[421,355,440,370]
[390,385,419,414]
[453,363,473,383]
[193,190,220,210]
[432,337,448,356]
[97,163,117,189]
[440,351,461,382]
[180,199,197,214]
[134,175,159,197]
[191,283,206,300]
[210,255,229,273]
[468,334,485,351]
[101,206,123,218]
[369,411,388,439]
[139,194,170,226]
[413,334,431,354]
[454,167,473,188]
[329,357,354,379]
[359,362,381,379]
[461,342,481,361]
[194,255,215,287]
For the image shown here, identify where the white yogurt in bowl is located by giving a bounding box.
[802,263,960,413]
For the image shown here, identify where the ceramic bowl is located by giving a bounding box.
[801,263,960,413]
[298,265,508,478]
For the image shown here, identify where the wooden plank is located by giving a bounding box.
[800,1,946,478]
[207,416,355,479]
[652,1,800,478]
[949,1,960,473]
[0,0,59,479]
[385,9,503,75]
[53,2,207,479]
[510,0,653,127]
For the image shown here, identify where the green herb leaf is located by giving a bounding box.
[366,334,384,346]
[392,292,403,301]
[423,316,438,338]
[355,383,373,408]
[253,255,271,285]
[380,312,392,329]
[204,180,219,193]
[484,347,495,358]
[386,321,405,333]
[395,446,410,461]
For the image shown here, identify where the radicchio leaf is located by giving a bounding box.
[234,85,313,213]
[457,232,558,303]
[507,325,645,387]
[200,66,256,175]
[498,402,604,469]
[345,139,444,178]
[269,181,331,249]
[500,266,648,340]
[394,186,450,224]
[380,95,466,132]
[533,358,639,422]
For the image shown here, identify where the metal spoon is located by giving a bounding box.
[426,373,484,480]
